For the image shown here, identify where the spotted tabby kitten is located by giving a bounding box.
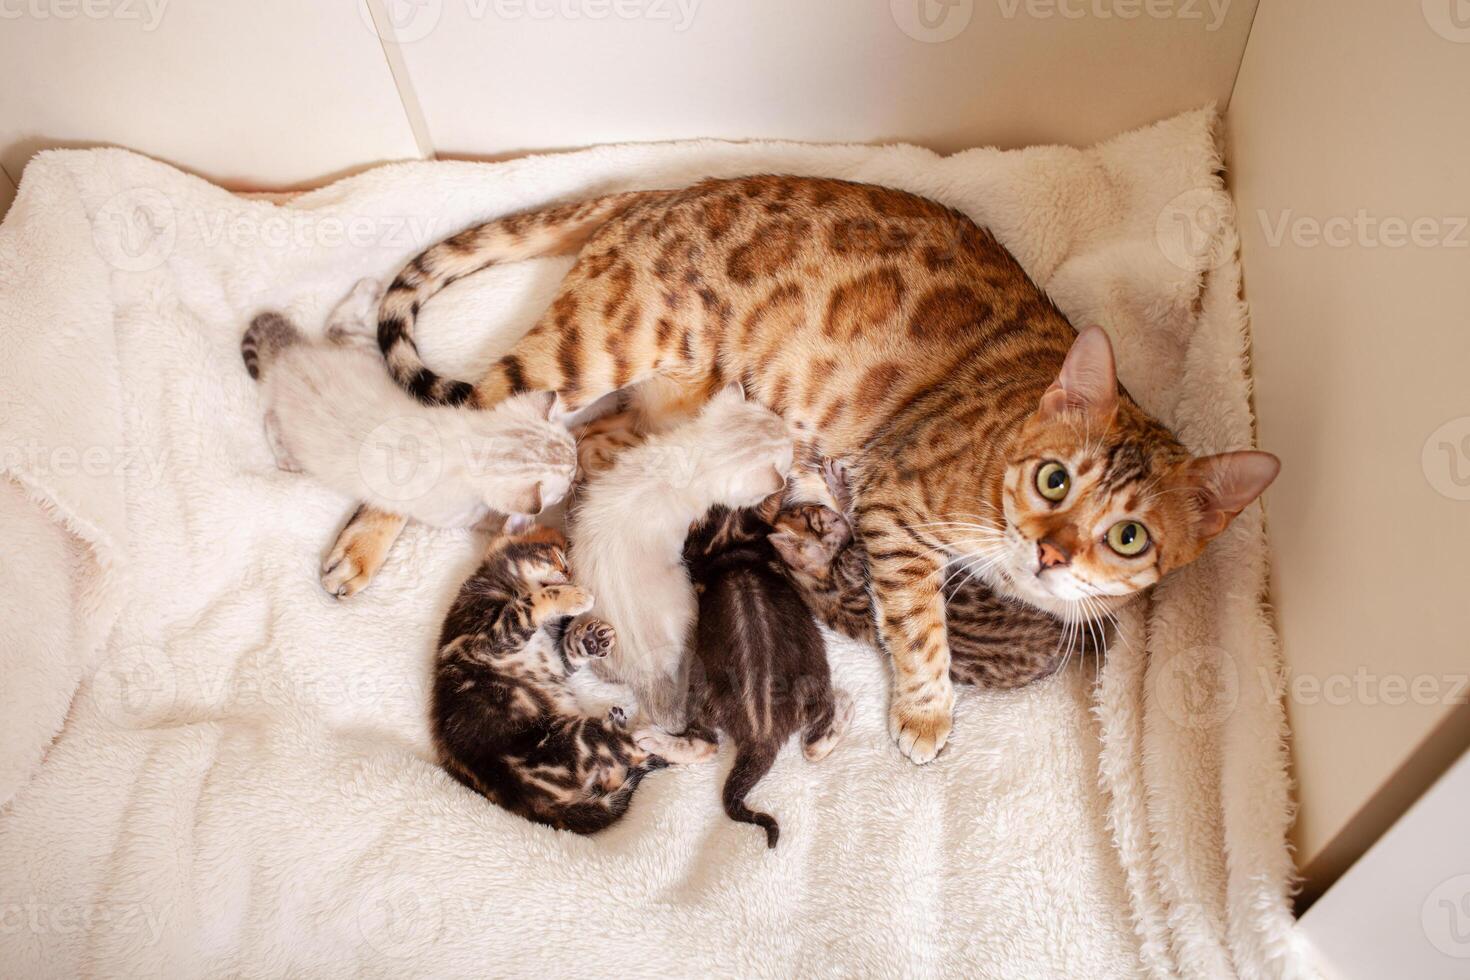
[331,176,1279,764]
[681,503,853,848]
[770,463,1092,689]
[432,524,673,835]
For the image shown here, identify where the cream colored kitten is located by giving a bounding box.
[242,280,576,529]
[569,384,793,732]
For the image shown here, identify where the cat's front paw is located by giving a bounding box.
[320,507,405,599]
[573,619,615,659]
[321,546,369,599]
[888,693,953,765]
[608,705,628,728]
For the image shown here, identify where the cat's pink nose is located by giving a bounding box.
[1037,539,1070,570]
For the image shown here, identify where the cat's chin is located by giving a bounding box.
[979,562,1116,624]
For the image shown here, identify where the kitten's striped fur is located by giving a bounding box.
[770,463,1085,689]
[332,175,1278,764]
[682,504,852,848]
[432,526,668,835]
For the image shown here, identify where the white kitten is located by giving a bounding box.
[241,280,577,527]
[569,383,794,731]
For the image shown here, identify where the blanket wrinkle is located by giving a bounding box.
[0,108,1302,979]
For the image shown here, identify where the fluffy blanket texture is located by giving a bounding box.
[0,109,1302,978]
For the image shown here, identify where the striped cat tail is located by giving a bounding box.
[240,311,302,381]
[378,189,664,406]
[721,743,780,848]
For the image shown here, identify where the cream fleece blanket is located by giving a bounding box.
[0,109,1302,978]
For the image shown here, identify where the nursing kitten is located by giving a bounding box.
[241,280,576,553]
[772,503,1089,690]
[682,503,853,848]
[432,523,674,835]
[769,458,1088,687]
[569,383,793,732]
[329,175,1279,763]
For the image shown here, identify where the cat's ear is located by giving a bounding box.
[1040,326,1118,420]
[527,390,558,420]
[721,380,746,401]
[1183,451,1280,540]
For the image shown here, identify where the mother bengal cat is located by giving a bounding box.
[320,176,1278,764]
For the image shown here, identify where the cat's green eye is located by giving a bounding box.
[1107,520,1150,557]
[1035,462,1070,502]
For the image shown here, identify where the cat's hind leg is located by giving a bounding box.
[803,688,854,762]
[263,410,303,473]
[633,728,717,765]
[324,278,383,349]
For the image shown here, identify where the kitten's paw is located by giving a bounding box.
[321,507,404,599]
[634,729,717,765]
[320,546,370,599]
[804,688,854,762]
[533,585,594,621]
[573,619,616,659]
[888,695,952,765]
[608,705,628,727]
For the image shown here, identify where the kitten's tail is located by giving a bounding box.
[377,189,670,407]
[722,743,780,848]
[240,311,302,381]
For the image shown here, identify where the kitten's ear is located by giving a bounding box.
[527,390,558,420]
[754,488,786,524]
[721,380,746,401]
[768,530,819,574]
[1041,326,1118,420]
[1184,451,1281,540]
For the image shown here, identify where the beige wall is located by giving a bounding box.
[1227,0,1470,889]
[0,0,1257,198]
[394,0,1258,158]
[0,1,423,191]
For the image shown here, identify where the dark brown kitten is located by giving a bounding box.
[770,464,1097,690]
[681,505,853,848]
[432,525,668,835]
